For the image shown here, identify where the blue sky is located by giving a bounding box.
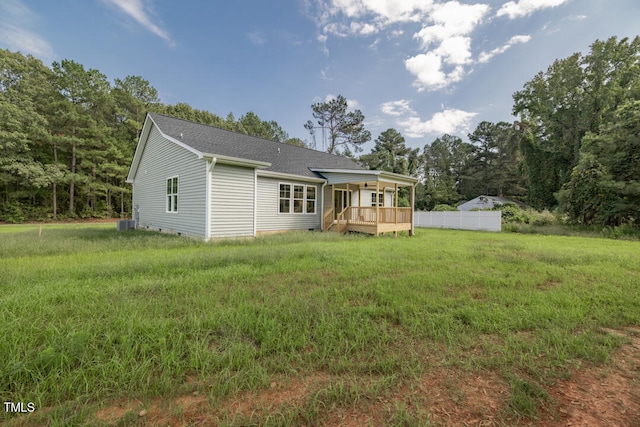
[1,0,638,152]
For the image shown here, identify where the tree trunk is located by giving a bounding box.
[69,140,76,215]
[52,140,58,220]
[52,184,57,220]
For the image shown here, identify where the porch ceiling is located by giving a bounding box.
[310,168,417,187]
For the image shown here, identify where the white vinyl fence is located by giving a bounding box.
[415,211,501,232]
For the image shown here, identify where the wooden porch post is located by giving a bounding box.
[375,181,380,236]
[394,183,398,237]
[331,184,335,220]
[410,184,415,237]
[346,183,350,228]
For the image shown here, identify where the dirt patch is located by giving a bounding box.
[541,327,640,427]
[223,374,331,418]
[89,328,640,426]
[94,400,141,424]
[416,369,508,426]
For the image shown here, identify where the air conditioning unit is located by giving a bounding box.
[117,220,136,231]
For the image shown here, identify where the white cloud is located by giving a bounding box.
[406,1,490,91]
[349,21,378,35]
[405,53,447,91]
[326,0,434,25]
[313,0,540,92]
[496,0,570,19]
[398,108,477,137]
[381,99,476,137]
[0,0,55,61]
[436,36,473,65]
[477,34,531,63]
[311,0,435,38]
[103,0,174,47]
[381,99,414,116]
[414,1,489,48]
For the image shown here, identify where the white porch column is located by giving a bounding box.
[375,181,380,236]
[410,184,415,237]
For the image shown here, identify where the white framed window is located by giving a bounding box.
[306,186,316,214]
[293,185,305,213]
[279,184,291,213]
[279,183,317,214]
[167,176,178,212]
[371,191,384,207]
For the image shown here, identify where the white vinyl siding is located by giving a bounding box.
[257,177,321,232]
[132,125,207,238]
[210,164,255,238]
[360,189,394,207]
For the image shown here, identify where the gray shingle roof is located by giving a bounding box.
[149,113,364,178]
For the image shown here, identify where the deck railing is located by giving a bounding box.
[323,207,334,231]
[336,206,349,233]
[345,207,412,224]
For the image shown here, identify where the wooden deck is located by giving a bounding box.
[324,207,413,236]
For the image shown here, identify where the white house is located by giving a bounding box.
[457,195,525,211]
[126,113,418,240]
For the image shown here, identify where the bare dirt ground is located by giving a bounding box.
[92,327,640,426]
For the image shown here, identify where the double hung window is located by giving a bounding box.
[279,183,316,214]
[371,192,384,207]
[167,177,178,212]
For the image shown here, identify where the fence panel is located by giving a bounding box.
[414,211,501,232]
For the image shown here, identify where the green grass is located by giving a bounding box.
[1,224,639,425]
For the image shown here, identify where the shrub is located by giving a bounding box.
[497,204,527,223]
[0,201,25,224]
[432,204,458,211]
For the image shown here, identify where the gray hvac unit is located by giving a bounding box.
[117,220,136,231]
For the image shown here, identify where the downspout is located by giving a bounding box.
[204,157,217,241]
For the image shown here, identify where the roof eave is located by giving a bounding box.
[257,169,326,183]
[126,114,154,183]
[202,153,270,169]
[310,168,419,185]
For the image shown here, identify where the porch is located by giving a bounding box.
[312,168,418,237]
[323,206,413,236]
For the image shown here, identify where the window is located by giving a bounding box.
[279,183,316,214]
[279,184,291,213]
[306,186,316,214]
[371,191,384,207]
[293,185,304,213]
[167,176,178,212]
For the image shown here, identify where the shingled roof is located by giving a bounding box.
[148,113,364,179]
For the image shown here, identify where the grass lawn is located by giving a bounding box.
[1,224,639,426]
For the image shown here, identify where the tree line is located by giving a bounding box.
[2,36,638,227]
[0,50,305,222]
[304,37,639,227]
